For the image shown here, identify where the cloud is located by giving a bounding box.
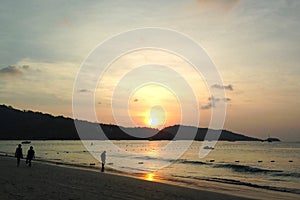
[211,84,233,91]
[0,66,23,77]
[208,96,219,102]
[22,65,30,70]
[78,89,91,93]
[0,64,31,78]
[208,97,231,102]
[223,98,231,102]
[201,102,215,110]
[201,96,231,110]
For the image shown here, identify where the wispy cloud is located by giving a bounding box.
[211,84,233,91]
[208,96,231,102]
[223,98,231,102]
[201,96,231,110]
[201,102,215,110]
[0,59,77,115]
[22,65,30,70]
[0,65,30,77]
[78,89,92,93]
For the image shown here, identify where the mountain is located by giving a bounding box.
[151,125,261,141]
[0,104,262,141]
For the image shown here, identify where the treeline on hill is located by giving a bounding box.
[0,105,261,141]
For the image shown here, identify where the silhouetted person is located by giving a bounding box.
[15,144,23,166]
[101,151,106,172]
[26,146,35,167]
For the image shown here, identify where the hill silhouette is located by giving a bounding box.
[0,104,261,141]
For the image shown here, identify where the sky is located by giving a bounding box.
[0,0,299,141]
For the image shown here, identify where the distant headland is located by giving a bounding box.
[0,104,277,141]
[263,138,281,142]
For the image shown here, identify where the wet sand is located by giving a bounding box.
[0,156,252,200]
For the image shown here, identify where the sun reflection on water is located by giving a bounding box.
[145,173,155,181]
[148,150,158,157]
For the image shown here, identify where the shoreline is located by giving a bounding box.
[1,156,299,199]
[0,156,249,200]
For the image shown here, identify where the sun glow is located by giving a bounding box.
[145,173,155,181]
[126,84,182,128]
[145,105,166,129]
[148,117,159,127]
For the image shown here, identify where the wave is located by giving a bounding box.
[180,160,283,173]
[173,175,300,194]
[273,172,300,178]
[134,155,177,163]
[213,163,283,173]
[180,160,210,165]
[109,154,177,164]
[206,177,300,194]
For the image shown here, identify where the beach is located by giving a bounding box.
[1,140,300,200]
[0,156,250,200]
[1,156,299,200]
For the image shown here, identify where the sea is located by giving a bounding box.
[1,140,299,196]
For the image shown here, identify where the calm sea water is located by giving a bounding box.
[1,140,299,195]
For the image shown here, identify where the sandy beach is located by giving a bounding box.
[0,156,251,200]
[1,156,299,200]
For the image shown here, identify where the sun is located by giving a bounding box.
[148,116,160,128]
[145,105,166,128]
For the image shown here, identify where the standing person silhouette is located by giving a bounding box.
[101,151,106,172]
[15,144,23,166]
[26,146,35,167]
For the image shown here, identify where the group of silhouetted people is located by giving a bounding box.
[15,144,106,172]
[15,144,35,167]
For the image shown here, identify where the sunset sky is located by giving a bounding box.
[0,0,299,141]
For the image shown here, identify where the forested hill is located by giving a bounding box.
[0,105,261,141]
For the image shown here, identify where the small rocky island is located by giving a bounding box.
[264,137,281,142]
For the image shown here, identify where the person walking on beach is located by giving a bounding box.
[101,150,106,172]
[15,144,23,166]
[26,146,35,167]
